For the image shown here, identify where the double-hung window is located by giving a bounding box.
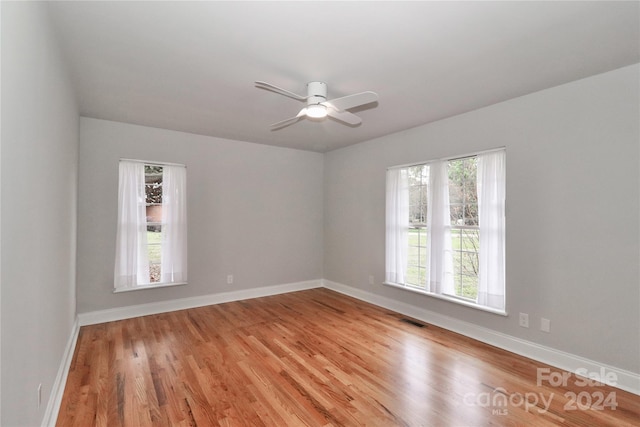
[385,149,505,312]
[114,160,188,291]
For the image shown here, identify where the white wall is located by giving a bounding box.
[1,2,79,426]
[77,118,324,313]
[324,65,640,374]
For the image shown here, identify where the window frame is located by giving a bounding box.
[384,148,506,315]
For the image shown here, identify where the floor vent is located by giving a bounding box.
[400,318,425,328]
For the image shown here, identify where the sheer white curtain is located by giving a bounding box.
[425,161,454,294]
[385,168,409,284]
[476,150,506,310]
[114,161,149,290]
[160,165,188,284]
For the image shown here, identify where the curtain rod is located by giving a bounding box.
[120,158,186,168]
[387,146,505,170]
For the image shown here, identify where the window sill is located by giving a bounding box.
[383,281,507,316]
[113,282,187,293]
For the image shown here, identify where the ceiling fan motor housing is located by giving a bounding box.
[306,81,327,105]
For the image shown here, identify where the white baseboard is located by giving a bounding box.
[78,279,323,326]
[41,318,80,427]
[322,279,640,396]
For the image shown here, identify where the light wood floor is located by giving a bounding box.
[56,288,640,426]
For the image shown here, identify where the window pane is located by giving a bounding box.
[406,265,421,287]
[461,229,479,253]
[448,157,478,226]
[406,266,426,288]
[418,229,427,267]
[145,165,163,207]
[453,250,463,292]
[145,165,163,283]
[465,204,478,226]
[147,226,162,284]
[409,185,421,209]
[417,267,426,288]
[447,156,480,299]
[451,227,479,300]
[407,245,419,266]
[449,183,463,204]
[407,226,428,288]
[450,204,463,225]
[405,164,430,287]
[461,250,479,277]
[460,270,478,300]
[408,164,427,226]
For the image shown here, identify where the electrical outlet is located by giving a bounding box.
[37,383,42,409]
[541,318,551,333]
[227,274,233,285]
[519,313,529,328]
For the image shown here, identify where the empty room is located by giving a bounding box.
[2,1,639,426]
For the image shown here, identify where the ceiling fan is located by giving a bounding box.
[255,80,378,129]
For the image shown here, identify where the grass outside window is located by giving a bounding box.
[406,228,479,300]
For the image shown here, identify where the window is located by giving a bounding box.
[385,149,505,312]
[114,160,187,291]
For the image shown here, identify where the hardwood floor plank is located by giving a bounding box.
[56,289,640,426]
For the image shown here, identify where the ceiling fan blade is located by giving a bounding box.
[255,81,307,101]
[327,108,362,126]
[270,108,307,129]
[324,91,378,111]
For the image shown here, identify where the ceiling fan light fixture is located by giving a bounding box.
[306,104,327,119]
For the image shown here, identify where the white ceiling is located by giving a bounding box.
[47,1,639,153]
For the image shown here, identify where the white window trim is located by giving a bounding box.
[113,281,187,294]
[383,281,507,316]
[121,158,187,168]
[386,147,505,172]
